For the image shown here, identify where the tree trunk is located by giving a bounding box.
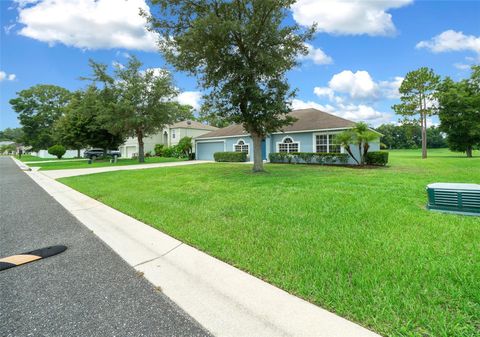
[251,132,264,172]
[466,146,473,158]
[77,148,80,158]
[358,143,364,165]
[138,130,145,163]
[344,145,359,165]
[421,94,428,159]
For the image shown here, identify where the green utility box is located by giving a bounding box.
[427,183,480,216]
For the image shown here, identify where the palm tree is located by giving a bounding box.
[337,122,378,165]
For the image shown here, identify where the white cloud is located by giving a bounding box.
[313,87,335,101]
[299,43,333,65]
[0,70,17,82]
[14,0,159,51]
[416,30,480,58]
[291,0,413,36]
[291,98,335,113]
[454,63,471,71]
[379,76,404,99]
[329,70,379,100]
[177,91,202,111]
[335,103,386,122]
[314,71,402,101]
[292,98,389,125]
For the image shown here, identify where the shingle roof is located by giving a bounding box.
[170,120,218,131]
[196,108,356,139]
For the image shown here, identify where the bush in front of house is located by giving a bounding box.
[269,152,349,165]
[177,137,193,158]
[154,144,165,156]
[48,144,66,159]
[365,151,389,166]
[163,145,183,158]
[214,151,247,162]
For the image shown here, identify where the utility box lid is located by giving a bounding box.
[427,183,480,191]
[427,182,480,216]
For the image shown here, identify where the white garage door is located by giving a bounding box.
[196,142,224,160]
[126,146,137,158]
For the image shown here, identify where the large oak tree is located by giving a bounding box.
[89,56,179,163]
[437,66,480,157]
[10,85,71,151]
[144,0,313,171]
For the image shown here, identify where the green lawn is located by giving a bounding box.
[28,156,186,170]
[18,154,75,162]
[59,148,479,337]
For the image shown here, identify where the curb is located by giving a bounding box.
[11,157,381,337]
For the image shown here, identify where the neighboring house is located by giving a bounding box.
[119,120,218,158]
[194,108,381,164]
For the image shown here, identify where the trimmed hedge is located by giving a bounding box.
[214,151,247,162]
[269,152,349,165]
[48,144,66,159]
[365,151,389,166]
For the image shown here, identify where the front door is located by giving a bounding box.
[261,139,267,160]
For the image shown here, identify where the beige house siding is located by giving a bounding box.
[119,124,217,158]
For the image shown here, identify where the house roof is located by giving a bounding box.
[170,120,218,131]
[196,108,356,139]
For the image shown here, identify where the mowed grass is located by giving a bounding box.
[18,154,74,162]
[28,156,186,170]
[59,149,480,337]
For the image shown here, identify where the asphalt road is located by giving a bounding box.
[0,157,211,337]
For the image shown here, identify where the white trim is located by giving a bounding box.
[232,138,249,154]
[312,132,344,154]
[276,136,301,153]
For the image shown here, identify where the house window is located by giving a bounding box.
[172,129,176,139]
[234,140,249,153]
[316,134,342,153]
[278,137,299,153]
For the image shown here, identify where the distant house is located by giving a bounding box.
[119,120,218,158]
[194,108,381,164]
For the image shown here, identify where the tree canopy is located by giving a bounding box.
[376,123,446,149]
[437,66,480,157]
[145,0,314,171]
[9,85,71,151]
[88,56,180,162]
[0,127,24,143]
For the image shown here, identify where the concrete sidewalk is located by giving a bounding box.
[13,157,381,337]
[2,157,211,337]
[38,160,211,179]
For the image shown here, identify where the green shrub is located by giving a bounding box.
[269,152,349,165]
[365,151,389,166]
[154,144,165,156]
[48,145,66,159]
[162,145,186,158]
[213,151,247,162]
[177,137,193,158]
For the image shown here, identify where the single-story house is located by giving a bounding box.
[119,120,218,158]
[194,108,381,164]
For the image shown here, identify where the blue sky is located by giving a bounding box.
[1,0,479,129]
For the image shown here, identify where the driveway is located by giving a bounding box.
[0,157,211,337]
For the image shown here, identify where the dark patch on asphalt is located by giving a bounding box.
[0,157,211,337]
[0,245,67,271]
